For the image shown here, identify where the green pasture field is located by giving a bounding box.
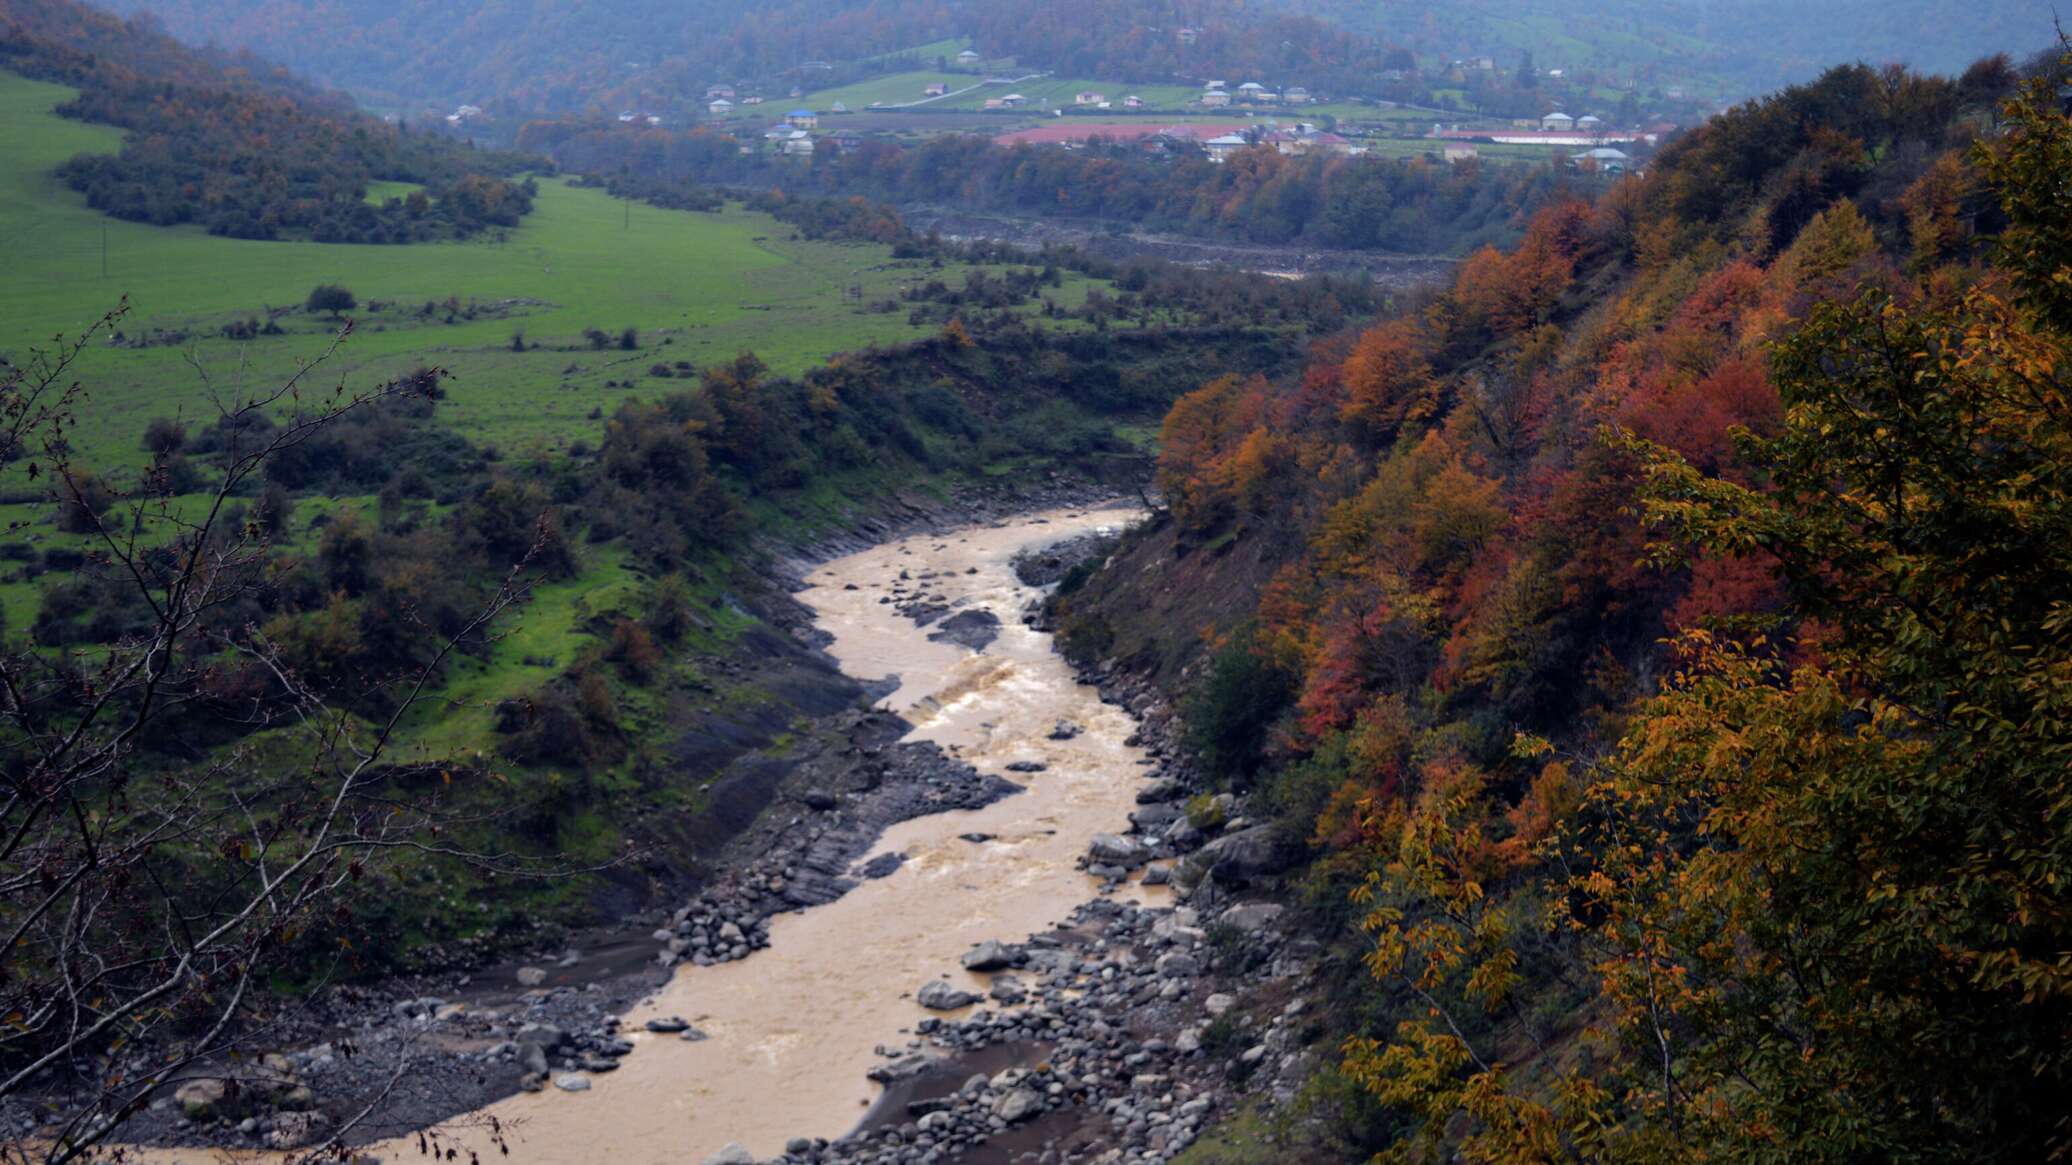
[855,37,971,69]
[797,69,974,110]
[0,69,1106,479]
[925,76,1204,112]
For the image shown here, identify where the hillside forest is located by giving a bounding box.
[1049,54,2072,1160]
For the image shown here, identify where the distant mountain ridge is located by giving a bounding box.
[87,0,2051,118]
[1306,0,2052,93]
[86,0,1397,114]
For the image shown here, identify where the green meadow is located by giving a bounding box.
[0,70,1105,477]
[930,76,1204,111]
[788,69,974,110]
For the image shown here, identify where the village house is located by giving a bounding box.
[957,49,981,65]
[829,101,850,114]
[445,103,485,126]
[708,98,734,115]
[1075,91,1106,105]
[1204,133,1251,163]
[1283,86,1312,104]
[833,129,864,153]
[1443,142,1479,163]
[742,95,764,105]
[1177,27,1199,44]
[1572,146,1631,173]
[705,85,735,100]
[925,82,949,97]
[787,108,819,128]
[782,132,816,157]
[1123,95,1145,109]
[998,93,1027,108]
[1200,89,1232,108]
[1541,111,1575,130]
[1237,81,1268,102]
[983,97,1004,110]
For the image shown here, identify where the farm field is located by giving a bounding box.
[855,36,972,68]
[790,68,976,110]
[930,76,1205,111]
[801,71,1212,115]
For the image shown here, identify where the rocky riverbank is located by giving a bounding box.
[107,481,1131,1156]
[725,652,1327,1165]
[117,495,1332,1165]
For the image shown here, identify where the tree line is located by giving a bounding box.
[529,119,1585,254]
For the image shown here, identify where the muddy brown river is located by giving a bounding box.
[138,505,1160,1163]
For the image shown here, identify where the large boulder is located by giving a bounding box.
[927,609,1001,651]
[1195,826,1292,882]
[519,1042,549,1076]
[960,940,1020,972]
[916,980,979,1010]
[1219,902,1287,934]
[1135,778,1186,804]
[1156,951,1201,978]
[995,1088,1045,1123]
[174,1078,228,1121]
[1129,804,1183,832]
[1088,833,1145,867]
[517,1022,568,1050]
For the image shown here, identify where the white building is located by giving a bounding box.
[1572,146,1631,173]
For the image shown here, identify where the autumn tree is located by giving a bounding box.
[1583,69,2072,1160]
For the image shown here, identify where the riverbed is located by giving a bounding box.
[337,504,1159,1163]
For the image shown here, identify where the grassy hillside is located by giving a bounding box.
[0,70,1107,474]
[0,62,1121,697]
